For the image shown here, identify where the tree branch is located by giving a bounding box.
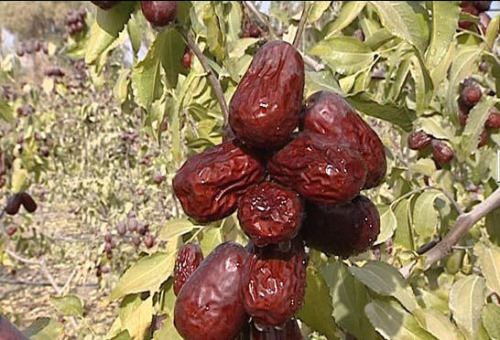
[303,55,325,71]
[293,2,310,48]
[178,29,229,130]
[400,188,500,279]
[242,1,277,39]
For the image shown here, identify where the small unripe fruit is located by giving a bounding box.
[117,221,126,236]
[141,1,178,27]
[181,50,193,69]
[137,223,149,235]
[39,146,50,157]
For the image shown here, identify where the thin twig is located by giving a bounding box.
[242,1,277,39]
[293,2,310,48]
[303,55,325,71]
[5,249,39,265]
[400,188,500,279]
[178,29,229,129]
[0,278,99,288]
[427,185,464,215]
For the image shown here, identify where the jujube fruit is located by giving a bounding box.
[268,131,366,205]
[250,318,303,340]
[407,130,432,150]
[173,244,204,296]
[174,242,248,340]
[144,234,155,248]
[172,139,266,223]
[229,40,304,150]
[474,1,492,11]
[486,108,500,129]
[478,128,488,147]
[141,1,178,27]
[91,1,119,10]
[431,140,454,166]
[6,225,18,237]
[302,195,380,257]
[459,104,469,126]
[237,182,302,247]
[300,90,386,188]
[20,192,37,213]
[460,81,482,108]
[459,3,479,30]
[5,194,23,216]
[242,239,307,327]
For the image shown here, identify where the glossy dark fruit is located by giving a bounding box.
[302,195,381,258]
[250,318,303,340]
[229,40,304,150]
[133,236,141,247]
[479,12,491,34]
[237,182,302,247]
[478,128,488,147]
[244,23,261,38]
[129,218,138,232]
[91,1,119,10]
[431,140,454,166]
[174,242,248,340]
[268,132,366,205]
[20,192,37,213]
[117,221,126,236]
[0,316,29,340]
[6,225,18,237]
[459,3,479,29]
[174,244,204,296]
[137,223,149,235]
[459,104,469,126]
[145,234,155,248]
[5,194,23,215]
[407,130,432,150]
[242,239,307,327]
[486,108,500,129]
[301,91,386,189]
[181,50,193,69]
[460,81,482,108]
[141,1,178,27]
[172,139,266,223]
[474,1,492,11]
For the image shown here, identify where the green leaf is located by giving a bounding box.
[158,219,201,242]
[127,14,141,56]
[482,303,500,340]
[409,158,437,177]
[296,266,338,340]
[449,275,486,338]
[477,243,500,296]
[199,227,223,255]
[486,208,500,246]
[305,70,341,97]
[307,1,333,23]
[114,69,130,104]
[409,53,434,115]
[365,299,437,340]
[349,261,419,312]
[446,44,483,117]
[24,318,64,340]
[85,1,134,64]
[119,296,154,340]
[110,330,131,340]
[412,190,443,242]
[153,315,184,340]
[309,36,374,75]
[486,15,500,48]
[0,96,14,124]
[393,199,414,251]
[110,239,180,300]
[425,2,460,73]
[346,92,416,131]
[49,295,84,317]
[414,309,460,340]
[11,158,28,193]
[225,1,242,44]
[376,204,396,245]
[321,260,376,340]
[369,1,429,55]
[389,58,411,100]
[324,1,366,37]
[203,2,227,61]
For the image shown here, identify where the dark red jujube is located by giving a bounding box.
[250,318,303,340]
[173,244,204,296]
[140,1,178,27]
[407,130,432,151]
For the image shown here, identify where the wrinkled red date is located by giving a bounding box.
[172,139,266,223]
[431,140,454,166]
[302,195,380,258]
[250,318,303,340]
[174,244,204,296]
[229,40,304,150]
[237,182,303,247]
[268,131,366,205]
[20,192,37,213]
[300,91,386,189]
[460,81,482,108]
[486,108,500,129]
[5,194,22,216]
[241,239,307,327]
[407,130,432,150]
[174,242,248,340]
[140,1,178,27]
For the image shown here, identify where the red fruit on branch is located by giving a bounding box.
[460,81,482,108]
[458,104,469,127]
[5,194,23,215]
[431,140,454,166]
[181,50,193,69]
[237,182,303,247]
[268,132,366,205]
[229,40,304,150]
[474,1,492,11]
[301,91,386,188]
[486,108,500,129]
[250,318,303,340]
[173,244,204,296]
[144,234,155,248]
[20,192,37,213]
[104,233,112,243]
[91,1,119,10]
[242,239,307,327]
[478,128,488,148]
[407,130,433,150]
[302,195,380,258]
[117,221,126,236]
[459,3,479,30]
[174,242,248,340]
[172,139,266,223]
[141,1,178,27]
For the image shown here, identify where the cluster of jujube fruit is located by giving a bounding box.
[5,192,37,216]
[170,39,386,339]
[15,40,48,57]
[459,1,492,31]
[64,7,88,38]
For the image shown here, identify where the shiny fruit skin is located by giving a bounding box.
[172,139,266,223]
[20,192,37,213]
[5,194,23,216]
[174,242,248,340]
[460,82,482,108]
[431,140,454,166]
[407,130,432,150]
[141,1,178,27]
[173,244,204,296]
[242,239,307,327]
[250,318,303,340]
[486,108,500,129]
[229,40,304,150]
[301,90,386,189]
[268,131,366,205]
[237,182,302,247]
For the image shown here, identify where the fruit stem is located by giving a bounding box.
[178,29,229,130]
[242,1,277,39]
[293,2,310,48]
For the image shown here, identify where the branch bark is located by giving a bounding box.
[242,1,277,39]
[293,2,310,48]
[178,29,229,130]
[400,188,500,279]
